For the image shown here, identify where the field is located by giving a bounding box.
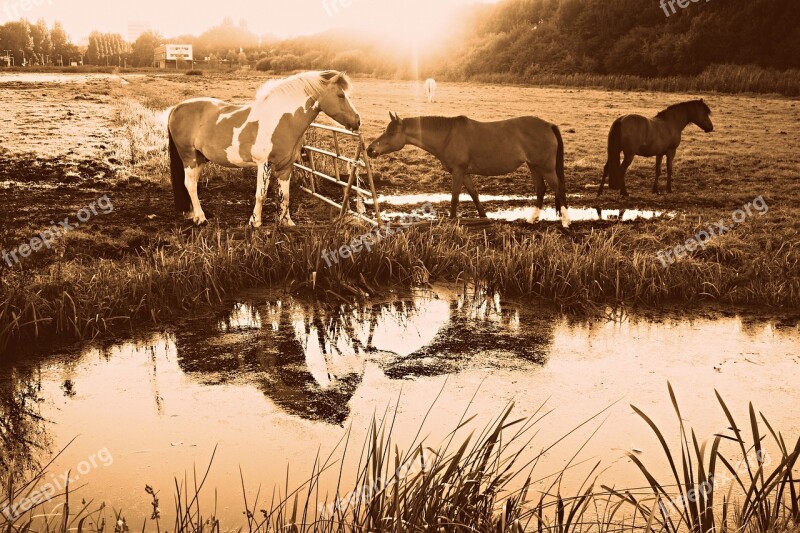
[1,72,799,352]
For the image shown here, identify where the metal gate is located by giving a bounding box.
[294,123,383,229]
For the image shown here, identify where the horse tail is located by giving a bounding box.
[551,124,565,189]
[606,118,623,190]
[168,120,191,213]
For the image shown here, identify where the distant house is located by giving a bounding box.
[154,44,193,69]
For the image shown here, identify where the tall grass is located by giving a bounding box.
[3,389,800,532]
[604,384,800,533]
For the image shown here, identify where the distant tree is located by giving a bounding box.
[86,32,126,65]
[30,19,52,64]
[50,22,75,64]
[0,21,34,66]
[130,31,162,67]
[195,18,258,57]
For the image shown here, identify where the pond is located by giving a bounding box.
[1,286,798,526]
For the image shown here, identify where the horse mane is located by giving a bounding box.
[255,70,351,102]
[656,100,711,118]
[411,115,468,131]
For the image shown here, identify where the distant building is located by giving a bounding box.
[154,44,193,69]
[128,21,152,43]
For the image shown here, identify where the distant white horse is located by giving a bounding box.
[424,78,437,103]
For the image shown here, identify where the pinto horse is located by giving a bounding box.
[168,71,361,227]
[367,113,570,228]
[599,99,713,196]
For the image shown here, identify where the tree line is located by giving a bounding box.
[0,19,78,66]
[2,0,798,77]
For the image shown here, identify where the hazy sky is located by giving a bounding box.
[1,0,498,43]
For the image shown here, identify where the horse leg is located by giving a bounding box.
[619,153,634,197]
[276,168,295,227]
[542,170,570,229]
[528,165,546,223]
[666,149,676,193]
[449,169,465,219]
[463,175,487,218]
[652,155,663,195]
[184,165,207,225]
[598,163,608,197]
[250,161,272,228]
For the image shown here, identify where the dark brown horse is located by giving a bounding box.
[599,99,713,196]
[367,113,570,227]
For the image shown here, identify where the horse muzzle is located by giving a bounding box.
[346,116,361,132]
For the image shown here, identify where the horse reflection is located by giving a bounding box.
[383,291,555,378]
[172,290,556,425]
[173,298,443,425]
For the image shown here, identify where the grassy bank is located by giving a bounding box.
[2,387,799,532]
[1,211,798,354]
[468,65,800,97]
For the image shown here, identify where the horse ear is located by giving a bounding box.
[389,112,398,123]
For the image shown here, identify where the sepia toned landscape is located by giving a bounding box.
[1,0,799,531]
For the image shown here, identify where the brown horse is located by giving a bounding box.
[599,99,713,196]
[367,113,570,227]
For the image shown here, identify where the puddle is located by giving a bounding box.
[0,180,59,190]
[369,193,673,223]
[489,206,674,222]
[2,287,798,525]
[372,193,574,205]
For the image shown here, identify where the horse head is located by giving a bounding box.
[692,99,714,133]
[367,112,407,158]
[316,71,361,132]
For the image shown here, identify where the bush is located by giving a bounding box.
[185,70,203,76]
[255,58,272,72]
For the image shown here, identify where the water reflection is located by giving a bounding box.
[0,288,798,526]
[168,289,554,424]
[0,368,50,483]
[488,206,673,223]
